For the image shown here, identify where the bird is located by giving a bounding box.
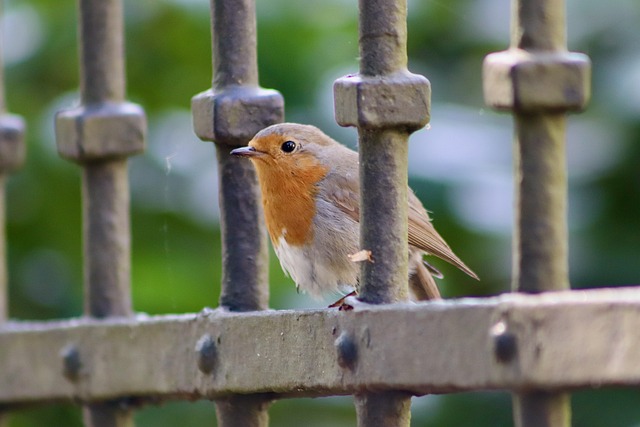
[230,123,478,303]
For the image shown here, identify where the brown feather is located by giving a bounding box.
[409,260,441,300]
[329,175,478,281]
[407,191,479,280]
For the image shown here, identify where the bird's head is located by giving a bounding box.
[231,123,342,187]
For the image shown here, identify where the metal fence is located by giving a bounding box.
[5,0,639,426]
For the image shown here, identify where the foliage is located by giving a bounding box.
[4,0,640,425]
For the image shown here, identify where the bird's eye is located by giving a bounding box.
[281,140,296,153]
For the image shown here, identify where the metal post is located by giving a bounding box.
[483,0,591,425]
[334,0,430,423]
[55,0,146,425]
[0,5,26,426]
[0,0,26,322]
[191,0,283,424]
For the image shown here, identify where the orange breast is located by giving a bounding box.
[254,155,328,247]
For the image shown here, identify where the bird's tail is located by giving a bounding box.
[409,260,441,300]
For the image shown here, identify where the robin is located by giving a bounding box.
[231,123,478,303]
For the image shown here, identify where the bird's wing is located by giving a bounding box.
[324,170,478,281]
[322,171,360,223]
[408,190,479,280]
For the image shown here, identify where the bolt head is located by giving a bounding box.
[0,114,26,173]
[483,49,591,112]
[335,331,358,370]
[490,321,518,363]
[60,344,82,381]
[195,334,217,374]
[191,86,284,146]
[55,102,146,163]
[334,71,431,131]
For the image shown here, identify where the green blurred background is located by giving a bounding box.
[3,0,640,425]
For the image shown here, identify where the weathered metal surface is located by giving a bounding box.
[83,403,134,427]
[334,0,431,306]
[334,73,430,131]
[0,4,24,423]
[358,129,410,303]
[215,395,272,427]
[53,0,145,424]
[191,0,283,423]
[334,0,432,421]
[0,176,5,323]
[82,160,132,317]
[483,51,590,112]
[355,392,411,427]
[192,86,283,147]
[3,287,640,404]
[55,103,145,162]
[514,115,569,293]
[191,0,283,147]
[483,0,592,424]
[513,391,571,427]
[54,0,145,319]
[0,114,26,174]
[0,0,26,324]
[215,147,269,311]
[483,0,591,114]
[191,0,282,315]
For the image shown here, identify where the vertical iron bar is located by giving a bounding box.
[0,0,26,321]
[0,175,5,427]
[82,160,132,317]
[0,175,5,322]
[80,1,133,425]
[514,114,568,292]
[359,129,409,303]
[0,3,26,425]
[211,0,259,88]
[486,0,590,415]
[512,116,571,427]
[355,392,412,427]
[192,0,283,424]
[55,0,146,425]
[482,0,589,424]
[77,0,131,317]
[0,4,6,426]
[512,0,571,422]
[345,0,429,424]
[356,0,411,306]
[211,0,271,422]
[216,147,269,311]
[215,395,271,427]
[79,0,125,105]
[211,0,268,312]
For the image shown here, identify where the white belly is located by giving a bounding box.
[274,236,358,299]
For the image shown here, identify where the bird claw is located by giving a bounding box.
[328,291,357,310]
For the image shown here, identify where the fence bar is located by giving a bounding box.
[192,0,283,312]
[355,392,412,427]
[191,0,283,424]
[55,0,146,425]
[334,0,431,423]
[0,4,26,426]
[0,12,26,425]
[6,286,640,404]
[215,395,271,427]
[0,1,26,322]
[483,0,590,425]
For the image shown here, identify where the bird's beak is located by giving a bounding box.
[230,146,263,158]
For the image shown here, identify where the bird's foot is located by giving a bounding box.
[328,291,357,311]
